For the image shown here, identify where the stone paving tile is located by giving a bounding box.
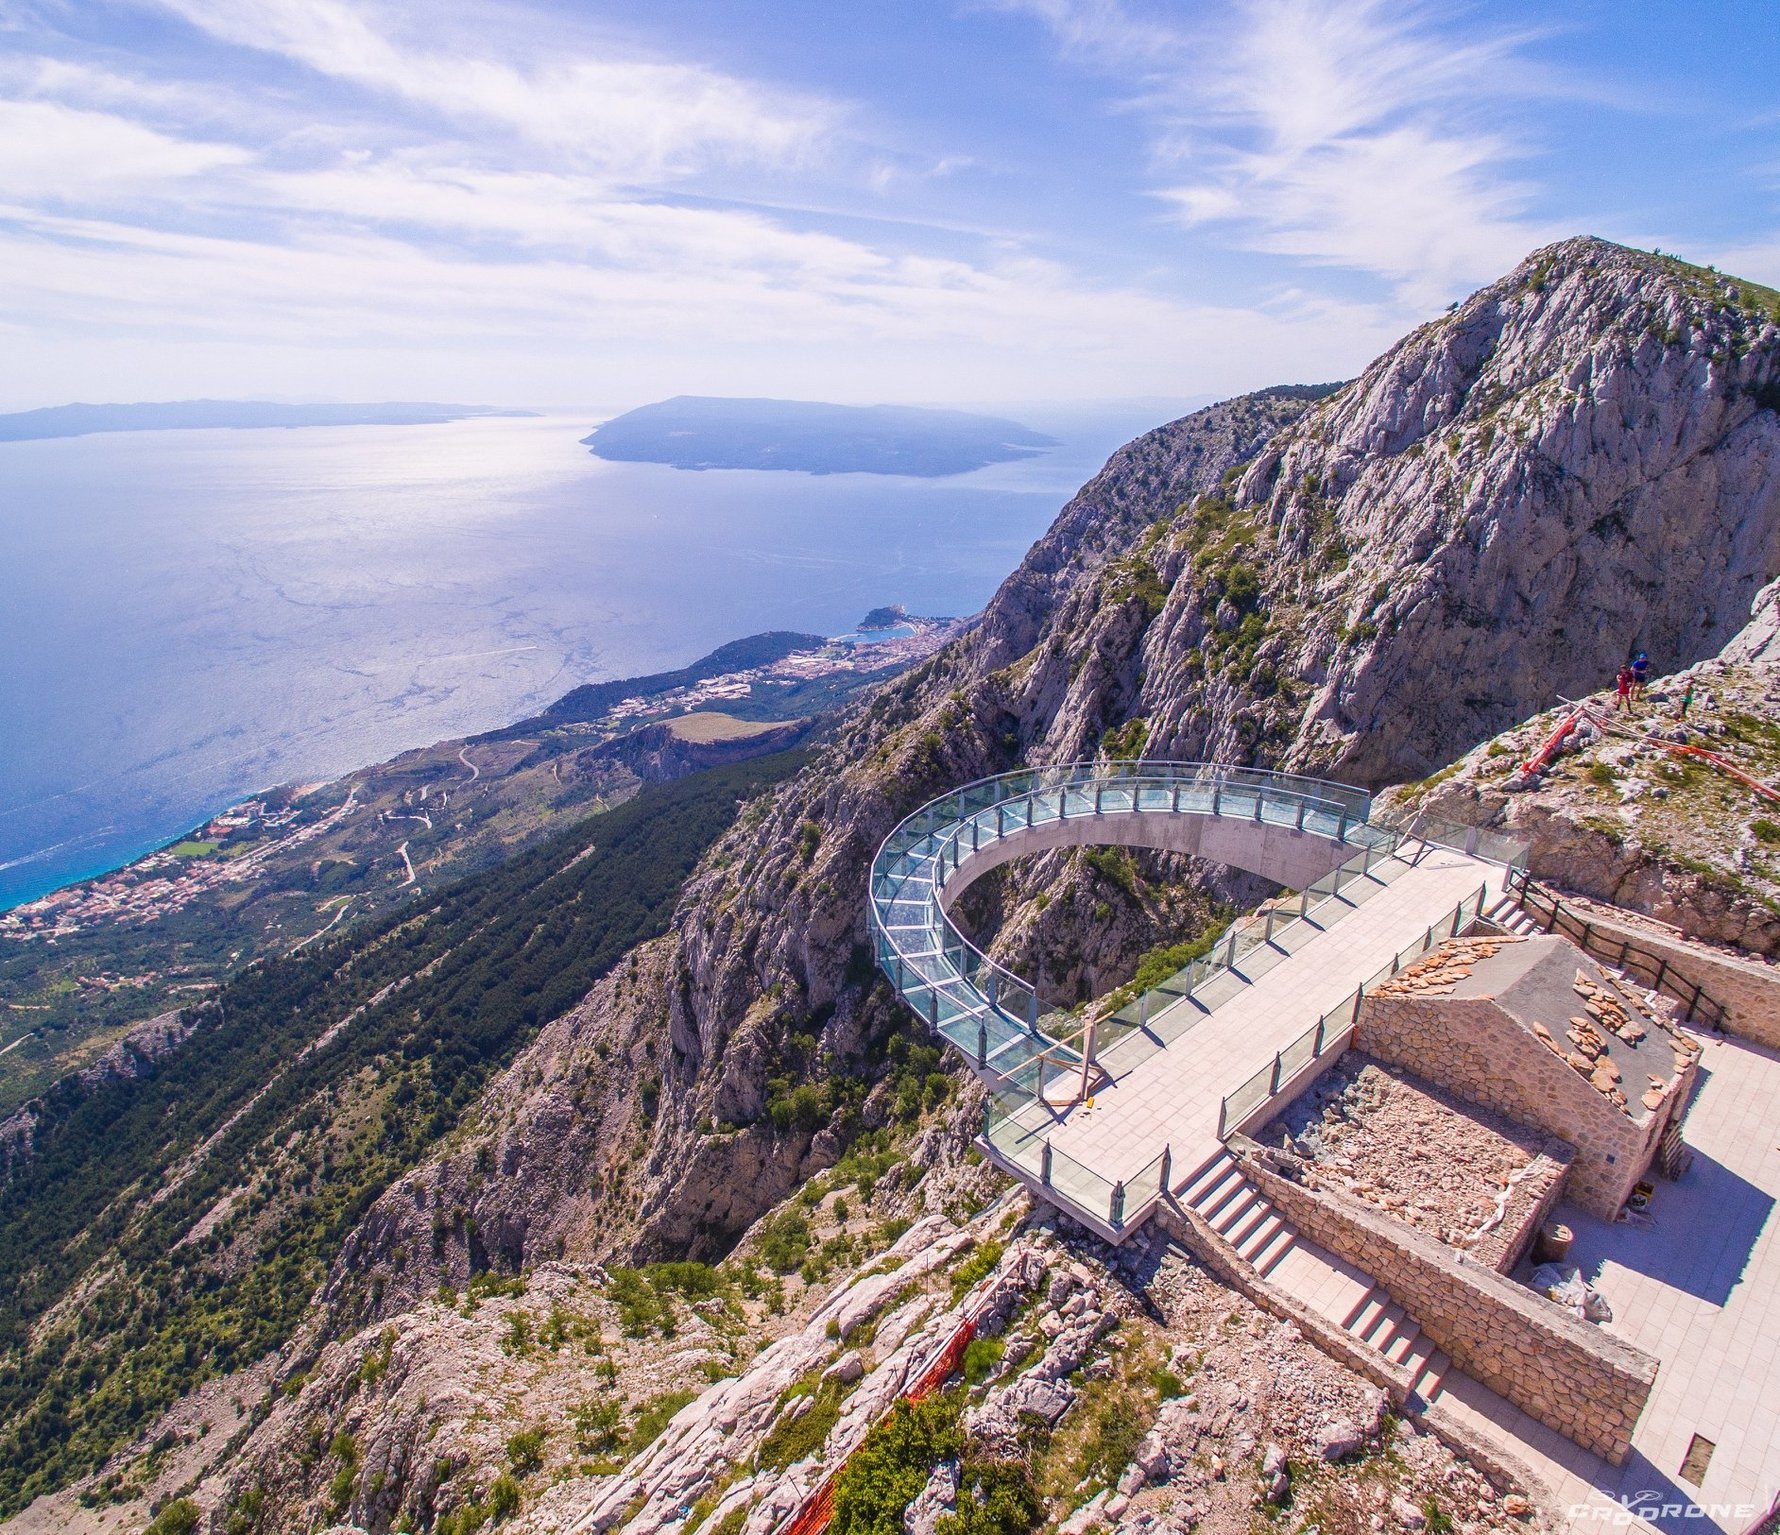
[1039,845,1500,1185]
[1540,1032,1780,1535]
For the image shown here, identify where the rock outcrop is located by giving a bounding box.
[327,240,1780,1293]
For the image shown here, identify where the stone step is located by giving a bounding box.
[1190,1163,1247,1217]
[1358,1300,1408,1351]
[1251,1225,1296,1276]
[1412,1349,1451,1405]
[1225,1194,1276,1250]
[1179,1151,1236,1206]
[1380,1320,1421,1366]
[1400,1329,1437,1380]
[1343,1288,1386,1334]
[1234,1209,1285,1262]
[1210,1186,1261,1236]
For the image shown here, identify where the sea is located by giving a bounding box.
[0,406,1175,909]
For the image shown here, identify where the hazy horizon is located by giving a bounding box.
[2,2,1777,413]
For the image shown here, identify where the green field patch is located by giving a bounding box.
[665,712,794,744]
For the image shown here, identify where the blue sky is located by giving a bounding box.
[1,0,1776,411]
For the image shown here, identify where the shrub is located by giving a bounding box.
[628,1389,698,1454]
[757,1210,812,1274]
[829,1395,965,1535]
[951,1240,1005,1301]
[757,1381,844,1471]
[487,1472,521,1520]
[505,1427,545,1475]
[1753,819,1780,845]
[571,1396,623,1454]
[607,1268,675,1337]
[1073,1393,1146,1487]
[145,1501,201,1535]
[962,1335,1005,1384]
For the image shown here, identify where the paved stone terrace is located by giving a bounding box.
[1477,1030,1780,1535]
[1019,843,1503,1193]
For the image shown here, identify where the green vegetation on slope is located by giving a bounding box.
[0,750,807,1514]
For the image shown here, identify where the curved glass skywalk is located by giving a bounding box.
[867,761,1380,1094]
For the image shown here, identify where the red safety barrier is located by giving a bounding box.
[780,1477,837,1535]
[1521,706,1587,777]
[1664,743,1780,805]
[776,1310,981,1535]
[906,1318,976,1403]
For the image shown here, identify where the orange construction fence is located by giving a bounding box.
[775,1311,980,1535]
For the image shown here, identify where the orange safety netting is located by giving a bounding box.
[776,1311,980,1534]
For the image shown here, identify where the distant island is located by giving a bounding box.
[581,395,1059,476]
[0,400,538,443]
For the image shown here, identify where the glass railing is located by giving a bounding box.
[1215,881,1494,1140]
[869,761,1384,1095]
[876,760,1519,1235]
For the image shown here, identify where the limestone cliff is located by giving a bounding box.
[24,237,1780,1535]
[332,239,1780,1294]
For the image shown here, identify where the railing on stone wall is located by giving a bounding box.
[1501,869,1732,1032]
[1216,882,1493,1140]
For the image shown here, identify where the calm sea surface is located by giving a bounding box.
[0,408,1164,908]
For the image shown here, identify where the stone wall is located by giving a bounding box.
[1354,992,1688,1219]
[1468,1142,1575,1274]
[1236,1140,1658,1465]
[1539,904,1780,1051]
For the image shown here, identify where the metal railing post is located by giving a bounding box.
[927,991,939,1028]
[1268,1052,1282,1094]
[1336,807,1348,843]
[1109,1180,1125,1227]
[1159,1144,1172,1196]
[1094,782,1103,814]
[1264,908,1276,945]
[1313,1019,1326,1055]
[1212,783,1221,816]
[1027,990,1039,1034]
[1040,1140,1053,1187]
[1217,1097,1228,1140]
[1223,925,1239,967]
[1253,791,1263,823]
[1296,797,1307,831]
[1351,986,1364,1024]
[1026,791,1034,827]
[1299,887,1311,919]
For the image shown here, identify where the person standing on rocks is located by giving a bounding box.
[1678,676,1696,718]
[1615,666,1634,713]
[1631,650,1651,701]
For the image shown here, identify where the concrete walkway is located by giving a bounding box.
[1011,843,1501,1192]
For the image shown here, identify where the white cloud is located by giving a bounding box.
[148,0,837,183]
[1009,0,1563,307]
[0,0,1420,407]
[0,97,248,198]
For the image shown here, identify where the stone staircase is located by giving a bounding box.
[1181,1149,1451,1409]
[1485,892,1543,938]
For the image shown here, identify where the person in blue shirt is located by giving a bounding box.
[1630,650,1651,700]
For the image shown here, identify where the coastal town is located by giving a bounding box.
[0,614,963,950]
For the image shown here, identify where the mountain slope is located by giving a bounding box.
[8,238,1780,1533]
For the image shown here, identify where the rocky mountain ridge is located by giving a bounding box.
[8,237,1780,1535]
